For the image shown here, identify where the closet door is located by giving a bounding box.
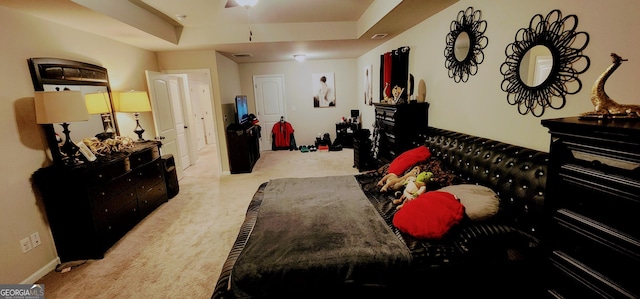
[254,74,286,151]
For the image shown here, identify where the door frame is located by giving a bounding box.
[165,69,220,172]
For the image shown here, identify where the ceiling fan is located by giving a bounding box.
[225,0,259,8]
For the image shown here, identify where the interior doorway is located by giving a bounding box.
[154,69,220,175]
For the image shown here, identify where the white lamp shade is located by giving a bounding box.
[85,92,111,114]
[118,91,152,113]
[34,90,89,124]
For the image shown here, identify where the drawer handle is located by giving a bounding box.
[97,174,103,178]
[100,192,106,196]
[129,193,135,196]
[127,178,132,182]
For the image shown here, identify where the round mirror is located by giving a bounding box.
[500,9,590,117]
[519,45,553,87]
[454,32,470,62]
[444,7,488,83]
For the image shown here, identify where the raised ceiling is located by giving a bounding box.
[0,0,458,63]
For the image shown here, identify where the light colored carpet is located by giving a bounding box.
[36,145,360,298]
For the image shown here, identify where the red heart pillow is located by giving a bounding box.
[393,191,464,239]
[387,146,431,175]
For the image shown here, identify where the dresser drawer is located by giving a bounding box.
[553,209,640,295]
[86,158,130,184]
[557,164,639,238]
[129,145,161,169]
[93,185,138,222]
[549,250,636,298]
[135,159,164,192]
[375,106,397,122]
[90,171,138,202]
[138,182,168,217]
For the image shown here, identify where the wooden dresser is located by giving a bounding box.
[373,102,429,163]
[226,125,260,174]
[33,141,168,262]
[541,117,640,298]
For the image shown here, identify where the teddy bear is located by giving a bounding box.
[393,171,433,209]
[378,165,421,192]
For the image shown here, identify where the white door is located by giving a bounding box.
[145,71,188,180]
[189,82,207,149]
[254,75,286,151]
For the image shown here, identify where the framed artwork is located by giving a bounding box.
[364,65,373,105]
[312,72,335,107]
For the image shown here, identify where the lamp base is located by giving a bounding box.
[59,122,83,166]
[134,113,145,141]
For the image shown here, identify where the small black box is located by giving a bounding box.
[162,154,179,199]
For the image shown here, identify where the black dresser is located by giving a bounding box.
[373,102,429,163]
[226,125,260,174]
[541,117,640,298]
[33,141,168,262]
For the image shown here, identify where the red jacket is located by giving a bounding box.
[272,121,294,148]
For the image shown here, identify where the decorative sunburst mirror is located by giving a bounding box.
[444,7,488,83]
[500,9,590,117]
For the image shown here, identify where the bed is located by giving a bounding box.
[212,127,549,298]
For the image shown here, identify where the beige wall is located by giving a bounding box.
[357,0,640,152]
[239,59,359,145]
[0,7,158,283]
[4,0,640,285]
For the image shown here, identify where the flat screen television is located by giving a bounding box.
[235,95,249,125]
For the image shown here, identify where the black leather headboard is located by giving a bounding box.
[423,127,548,237]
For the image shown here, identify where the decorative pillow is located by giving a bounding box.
[438,184,499,221]
[392,191,464,239]
[387,146,431,175]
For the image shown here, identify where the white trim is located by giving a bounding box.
[21,257,60,284]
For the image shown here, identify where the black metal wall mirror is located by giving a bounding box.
[28,57,119,163]
[444,7,488,83]
[500,9,590,117]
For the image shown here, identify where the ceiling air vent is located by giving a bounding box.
[232,53,253,58]
[370,33,388,40]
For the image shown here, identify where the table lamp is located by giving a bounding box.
[118,90,152,141]
[34,90,89,163]
[85,91,115,140]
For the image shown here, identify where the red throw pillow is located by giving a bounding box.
[392,191,464,239]
[387,146,431,175]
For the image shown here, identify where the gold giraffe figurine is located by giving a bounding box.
[582,53,640,118]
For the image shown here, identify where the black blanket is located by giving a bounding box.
[230,175,412,297]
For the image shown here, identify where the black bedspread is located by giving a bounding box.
[229,175,412,298]
[213,170,544,299]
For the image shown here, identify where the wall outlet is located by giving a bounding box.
[30,232,42,247]
[20,237,32,253]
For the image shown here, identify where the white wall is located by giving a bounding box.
[239,59,359,145]
[357,0,640,152]
[0,6,159,283]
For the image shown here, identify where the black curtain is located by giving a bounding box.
[379,46,410,102]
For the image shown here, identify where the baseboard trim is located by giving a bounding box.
[222,170,231,175]
[21,257,60,284]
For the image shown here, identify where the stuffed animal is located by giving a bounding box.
[393,171,433,209]
[378,166,421,192]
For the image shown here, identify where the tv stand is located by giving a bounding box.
[226,125,260,174]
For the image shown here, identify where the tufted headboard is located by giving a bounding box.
[423,127,549,238]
